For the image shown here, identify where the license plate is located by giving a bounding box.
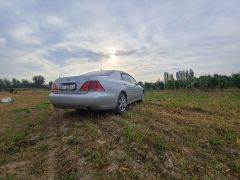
[59,83,76,91]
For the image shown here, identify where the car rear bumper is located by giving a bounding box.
[49,92,117,110]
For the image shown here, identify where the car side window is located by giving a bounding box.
[121,73,131,83]
[129,75,137,84]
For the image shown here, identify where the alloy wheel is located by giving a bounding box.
[118,94,127,112]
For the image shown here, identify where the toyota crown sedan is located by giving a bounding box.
[49,70,144,114]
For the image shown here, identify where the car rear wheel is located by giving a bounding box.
[114,92,127,114]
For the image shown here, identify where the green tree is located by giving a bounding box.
[144,82,152,89]
[155,80,164,90]
[32,75,45,87]
[21,79,30,87]
[49,81,53,88]
[0,79,4,89]
[199,76,208,90]
[12,78,21,87]
[206,75,215,91]
[232,73,240,88]
[3,78,11,88]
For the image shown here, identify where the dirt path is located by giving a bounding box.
[44,109,69,180]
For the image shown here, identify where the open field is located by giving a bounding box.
[0,90,239,179]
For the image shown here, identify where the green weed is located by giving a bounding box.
[35,101,50,110]
[13,133,25,145]
[38,144,49,152]
[4,146,19,154]
[216,127,239,141]
[0,158,8,166]
[229,160,240,174]
[64,172,77,180]
[153,136,165,154]
[209,137,222,146]
[12,108,31,113]
[66,137,78,145]
[83,150,105,168]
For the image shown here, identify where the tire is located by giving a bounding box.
[140,92,144,102]
[114,92,127,114]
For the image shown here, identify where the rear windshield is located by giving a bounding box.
[82,70,114,76]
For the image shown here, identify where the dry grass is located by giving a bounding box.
[0,89,239,179]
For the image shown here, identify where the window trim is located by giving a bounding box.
[128,75,137,84]
[121,73,137,84]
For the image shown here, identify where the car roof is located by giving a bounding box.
[82,70,120,76]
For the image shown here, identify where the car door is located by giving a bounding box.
[121,73,136,103]
[128,75,142,101]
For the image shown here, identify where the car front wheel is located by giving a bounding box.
[140,92,144,102]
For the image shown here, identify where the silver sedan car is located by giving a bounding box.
[49,70,144,113]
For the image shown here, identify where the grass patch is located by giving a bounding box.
[64,172,77,180]
[13,133,26,145]
[4,146,20,154]
[0,158,8,166]
[229,160,240,174]
[12,108,31,113]
[153,136,165,154]
[209,137,222,146]
[63,128,80,145]
[88,126,98,139]
[4,174,15,180]
[186,126,200,136]
[83,150,105,168]
[216,127,239,141]
[0,89,239,179]
[39,133,48,140]
[120,120,165,155]
[34,101,50,110]
[38,144,49,152]
[123,124,135,142]
[0,130,26,153]
[66,136,79,145]
[2,132,29,153]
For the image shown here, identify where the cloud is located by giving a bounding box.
[44,15,65,26]
[0,0,239,82]
[0,37,6,46]
[10,24,41,45]
[115,49,137,56]
[46,47,109,64]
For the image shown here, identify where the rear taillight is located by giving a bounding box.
[51,83,58,92]
[80,80,105,92]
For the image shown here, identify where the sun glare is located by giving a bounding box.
[108,48,116,55]
[108,48,118,63]
[101,47,120,69]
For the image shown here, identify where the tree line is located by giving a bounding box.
[0,75,48,90]
[1,70,240,91]
[140,69,240,90]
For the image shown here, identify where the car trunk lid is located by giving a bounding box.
[55,75,92,94]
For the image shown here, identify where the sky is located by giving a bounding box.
[0,0,240,82]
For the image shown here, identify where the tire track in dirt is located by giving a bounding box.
[44,109,69,180]
[47,110,94,179]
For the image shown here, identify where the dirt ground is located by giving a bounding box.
[0,90,239,179]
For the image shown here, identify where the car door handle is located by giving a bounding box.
[123,83,127,85]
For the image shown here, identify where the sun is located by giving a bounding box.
[108,48,118,63]
[108,48,116,55]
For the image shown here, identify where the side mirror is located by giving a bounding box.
[137,82,144,87]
